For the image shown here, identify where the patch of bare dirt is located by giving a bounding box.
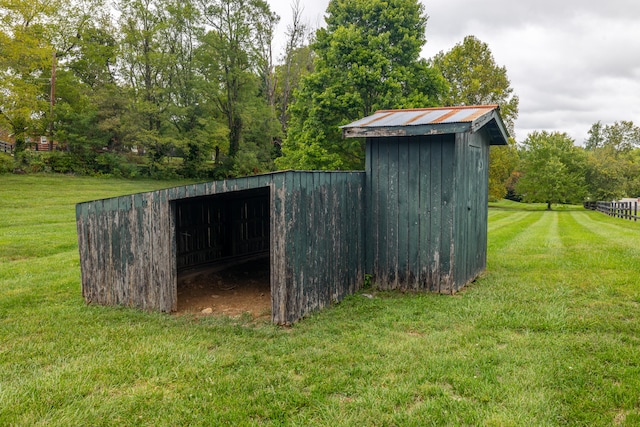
[176,257,271,320]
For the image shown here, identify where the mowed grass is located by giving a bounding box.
[1,175,640,426]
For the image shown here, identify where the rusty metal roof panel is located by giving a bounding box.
[350,109,452,128]
[341,105,509,145]
[345,106,496,127]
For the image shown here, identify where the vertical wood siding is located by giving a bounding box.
[77,131,491,322]
[76,171,365,325]
[278,171,365,324]
[366,132,489,293]
[452,132,490,290]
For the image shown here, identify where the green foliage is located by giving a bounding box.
[275,2,313,135]
[0,0,55,158]
[2,176,640,425]
[93,153,141,178]
[197,0,279,160]
[12,151,147,177]
[488,138,519,201]
[277,0,446,171]
[0,152,12,173]
[516,131,587,209]
[67,25,118,88]
[583,121,640,200]
[274,45,314,130]
[584,144,628,201]
[0,0,285,178]
[431,35,519,136]
[117,0,190,168]
[585,120,640,151]
[43,151,87,174]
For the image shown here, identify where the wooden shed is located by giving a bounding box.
[76,171,365,325]
[341,105,509,293]
[76,105,508,324]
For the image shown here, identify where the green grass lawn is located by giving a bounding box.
[1,175,640,426]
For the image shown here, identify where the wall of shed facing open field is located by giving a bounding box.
[365,131,490,293]
[452,131,490,290]
[76,171,365,324]
[278,172,365,324]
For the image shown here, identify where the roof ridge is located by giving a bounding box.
[375,105,498,114]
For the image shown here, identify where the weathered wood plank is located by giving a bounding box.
[440,139,455,293]
[387,137,399,288]
[333,173,344,301]
[318,173,330,309]
[377,140,389,286]
[453,132,468,289]
[397,137,410,286]
[271,174,287,324]
[351,173,364,296]
[298,172,311,314]
[407,136,421,289]
[418,136,431,290]
[429,137,443,292]
[365,139,379,279]
[343,122,472,138]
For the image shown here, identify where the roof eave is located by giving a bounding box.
[472,109,510,145]
[342,122,472,138]
[341,105,511,144]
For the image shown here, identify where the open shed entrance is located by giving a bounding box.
[174,187,271,318]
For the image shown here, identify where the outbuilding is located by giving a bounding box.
[342,104,508,292]
[76,105,508,324]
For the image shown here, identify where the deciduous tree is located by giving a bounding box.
[277,0,446,170]
[584,120,640,200]
[196,0,278,164]
[585,120,640,152]
[432,35,520,199]
[431,35,519,135]
[0,0,57,160]
[516,131,586,209]
[488,138,519,201]
[275,0,313,136]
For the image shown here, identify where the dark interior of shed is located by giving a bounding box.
[174,187,271,316]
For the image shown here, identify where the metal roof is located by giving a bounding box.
[341,105,509,145]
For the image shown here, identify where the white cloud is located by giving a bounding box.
[267,0,640,143]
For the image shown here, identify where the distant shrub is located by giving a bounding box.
[7,149,193,179]
[0,153,13,174]
[46,151,87,174]
[22,152,49,173]
[145,160,180,180]
[95,153,139,178]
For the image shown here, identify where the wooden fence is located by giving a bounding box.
[584,201,639,221]
[0,140,13,154]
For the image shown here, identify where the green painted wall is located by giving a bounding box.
[76,171,365,325]
[365,131,490,292]
[76,130,493,323]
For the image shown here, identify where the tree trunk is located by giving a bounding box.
[229,114,242,158]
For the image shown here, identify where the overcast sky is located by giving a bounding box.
[266,0,640,144]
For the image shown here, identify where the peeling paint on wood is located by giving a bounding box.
[77,109,500,324]
[76,171,365,325]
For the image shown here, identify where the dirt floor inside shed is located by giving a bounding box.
[176,258,271,320]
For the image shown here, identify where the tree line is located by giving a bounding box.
[1,0,296,178]
[505,121,640,209]
[1,0,638,206]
